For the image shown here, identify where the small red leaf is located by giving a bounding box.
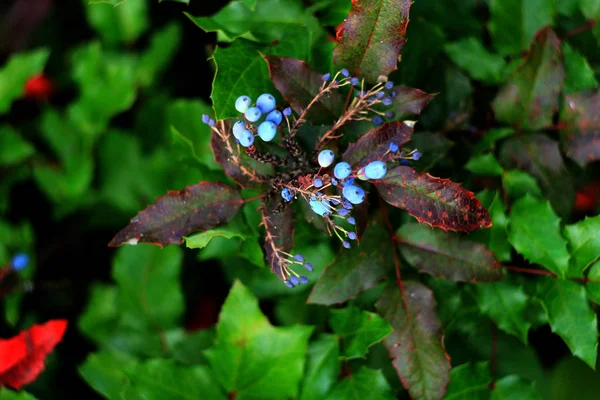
[261,201,295,281]
[561,89,600,167]
[375,166,491,232]
[109,182,243,248]
[343,121,413,167]
[0,319,68,389]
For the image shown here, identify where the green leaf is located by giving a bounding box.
[206,281,313,399]
[507,195,569,277]
[0,48,49,114]
[501,170,543,201]
[299,334,340,400]
[473,128,515,154]
[477,282,531,343]
[308,219,394,305]
[465,154,504,176]
[308,0,351,26]
[445,362,490,400]
[586,261,600,304]
[560,89,600,168]
[0,389,38,400]
[324,367,396,400]
[333,0,411,83]
[185,229,246,249]
[397,222,503,282]
[138,23,182,87]
[0,126,35,166]
[329,307,392,359]
[563,42,598,94]
[538,278,598,369]
[489,0,555,56]
[492,29,564,130]
[549,356,600,400]
[84,0,149,45]
[581,0,600,18]
[171,329,215,365]
[491,375,542,400]
[445,37,506,84]
[564,215,600,277]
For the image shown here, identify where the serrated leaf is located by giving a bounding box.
[84,0,149,45]
[343,121,413,167]
[507,195,569,277]
[445,37,506,84]
[538,278,598,369]
[586,261,600,304]
[563,43,598,95]
[324,367,396,400]
[376,282,450,400]
[564,215,600,277]
[445,362,490,400]
[474,128,515,154]
[486,193,512,262]
[308,219,393,305]
[205,281,313,399]
[299,334,340,400]
[492,29,564,130]
[0,127,35,166]
[383,86,437,122]
[465,154,504,176]
[397,223,503,282]
[262,200,295,281]
[0,48,49,115]
[329,307,392,359]
[560,89,600,168]
[499,134,574,217]
[489,0,555,56]
[333,0,411,83]
[185,229,246,249]
[376,166,492,232]
[264,55,344,125]
[477,282,531,343]
[491,375,542,400]
[109,182,243,247]
[501,170,543,201]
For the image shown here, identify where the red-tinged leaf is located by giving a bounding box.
[492,29,565,130]
[383,86,437,121]
[375,166,492,232]
[0,319,68,389]
[499,134,574,217]
[261,201,294,281]
[343,121,413,167]
[376,282,451,400]
[334,0,411,83]
[263,55,344,124]
[308,218,393,305]
[560,89,600,167]
[210,120,271,189]
[109,182,243,248]
[396,223,503,282]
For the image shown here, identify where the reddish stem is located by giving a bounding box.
[343,85,353,113]
[242,194,266,203]
[562,19,598,40]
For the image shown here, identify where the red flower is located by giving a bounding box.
[0,319,68,389]
[24,74,53,101]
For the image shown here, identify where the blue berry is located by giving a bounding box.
[235,95,252,113]
[389,142,399,152]
[338,208,349,216]
[300,276,310,284]
[283,107,292,117]
[343,184,365,205]
[202,114,210,124]
[350,77,359,86]
[331,178,338,185]
[238,129,254,147]
[290,276,300,285]
[413,151,422,160]
[331,199,340,205]
[386,111,395,119]
[376,92,385,99]
[11,253,29,271]
[313,178,323,188]
[373,116,384,125]
[385,81,394,90]
[364,160,387,180]
[257,121,277,142]
[341,68,349,77]
[233,121,246,139]
[322,73,331,81]
[342,178,355,187]
[342,241,351,249]
[356,167,368,181]
[266,110,283,125]
[245,107,262,122]
[281,188,294,202]
[334,162,352,180]
[318,150,335,168]
[285,279,295,288]
[310,199,331,216]
[294,254,305,262]
[390,91,397,98]
[208,119,216,127]
[347,217,356,225]
[382,97,392,106]
[348,232,357,240]
[342,200,353,210]
[400,159,411,166]
[304,263,314,271]
[256,94,276,113]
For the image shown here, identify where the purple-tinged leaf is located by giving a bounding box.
[560,89,600,167]
[376,282,451,400]
[261,201,294,281]
[334,0,411,83]
[109,182,243,247]
[343,121,413,167]
[383,86,437,121]
[308,219,393,305]
[492,29,565,130]
[375,166,492,232]
[263,56,344,124]
[396,223,503,282]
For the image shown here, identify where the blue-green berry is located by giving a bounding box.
[364,161,387,180]
[245,107,262,122]
[256,94,276,113]
[342,178,355,187]
[331,178,338,185]
[266,110,282,125]
[318,149,335,168]
[11,253,29,270]
[356,167,368,181]
[235,95,252,113]
[238,129,254,147]
[334,162,352,180]
[310,199,331,216]
[233,121,245,139]
[348,232,357,240]
[257,121,277,142]
[343,184,365,204]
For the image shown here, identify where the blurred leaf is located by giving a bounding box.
[0,389,38,399]
[501,170,543,201]
[499,134,574,217]
[324,367,396,400]
[137,23,182,87]
[538,278,598,369]
[84,0,149,46]
[581,0,600,18]
[397,223,503,282]
[376,282,450,400]
[205,281,313,399]
[308,0,351,26]
[473,128,515,154]
[159,0,189,3]
[343,121,413,167]
[333,0,411,83]
[308,219,393,305]
[409,131,454,171]
[493,29,564,130]
[109,182,243,247]
[329,307,392,359]
[465,154,504,176]
[586,261,600,304]
[489,0,555,56]
[507,195,569,277]
[445,37,506,84]
[549,356,600,400]
[564,215,600,277]
[0,126,35,166]
[557,0,580,15]
[0,48,49,115]
[477,282,531,343]
[486,193,512,262]
[560,89,600,168]
[492,375,542,400]
[299,334,340,400]
[376,166,492,232]
[445,362,490,400]
[171,329,215,365]
[563,42,598,94]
